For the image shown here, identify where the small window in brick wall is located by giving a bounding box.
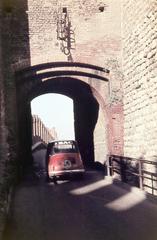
[99,6,104,12]
[63,7,67,14]
[98,3,107,12]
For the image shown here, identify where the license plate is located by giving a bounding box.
[64,160,72,169]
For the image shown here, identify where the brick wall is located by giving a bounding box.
[1,0,157,232]
[0,4,11,236]
[122,0,157,194]
[0,0,123,174]
[0,1,31,234]
[32,114,57,144]
[25,0,124,160]
[0,0,123,187]
[27,0,122,65]
[94,106,108,164]
[122,0,157,160]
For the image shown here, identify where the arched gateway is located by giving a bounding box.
[15,62,110,172]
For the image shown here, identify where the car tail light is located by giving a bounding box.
[48,165,54,172]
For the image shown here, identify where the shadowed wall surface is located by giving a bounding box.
[1,0,157,236]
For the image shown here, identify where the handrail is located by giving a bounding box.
[109,154,157,166]
[107,154,157,195]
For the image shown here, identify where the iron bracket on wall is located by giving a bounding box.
[56,7,75,57]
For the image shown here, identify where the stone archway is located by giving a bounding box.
[15,62,110,172]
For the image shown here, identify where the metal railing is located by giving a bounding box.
[107,155,157,195]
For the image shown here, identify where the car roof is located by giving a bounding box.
[48,140,77,144]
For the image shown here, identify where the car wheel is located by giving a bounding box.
[52,176,58,184]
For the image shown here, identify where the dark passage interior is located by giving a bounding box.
[17,77,99,175]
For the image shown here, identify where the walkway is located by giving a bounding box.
[3,171,157,240]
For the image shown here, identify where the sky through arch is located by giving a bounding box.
[31,93,75,140]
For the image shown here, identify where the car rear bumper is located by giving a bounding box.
[49,169,85,178]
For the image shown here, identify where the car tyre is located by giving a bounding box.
[52,176,58,184]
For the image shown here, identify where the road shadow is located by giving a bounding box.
[3,151,157,240]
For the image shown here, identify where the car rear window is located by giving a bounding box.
[49,141,78,154]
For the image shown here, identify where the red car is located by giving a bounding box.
[46,140,85,181]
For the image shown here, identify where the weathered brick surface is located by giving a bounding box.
[2,0,157,196]
[94,105,108,164]
[0,1,29,235]
[0,0,123,184]
[122,0,157,194]
[1,0,122,162]
[0,5,12,237]
[0,0,122,227]
[32,115,57,144]
[2,0,157,233]
[122,0,157,159]
[22,0,123,159]
[27,0,121,64]
[1,0,157,223]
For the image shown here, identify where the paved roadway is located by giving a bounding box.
[3,150,157,240]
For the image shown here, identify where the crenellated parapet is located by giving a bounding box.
[32,114,57,145]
